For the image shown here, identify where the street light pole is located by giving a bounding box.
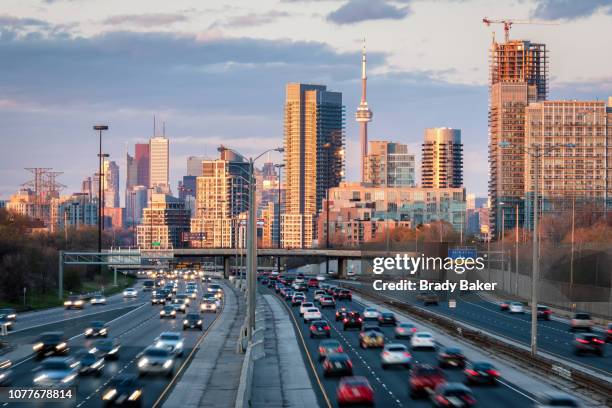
[274,164,284,273]
[93,125,108,276]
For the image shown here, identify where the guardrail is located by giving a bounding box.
[341,283,612,407]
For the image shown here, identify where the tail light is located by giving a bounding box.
[337,346,343,352]
[465,369,478,376]
[607,329,612,334]
[347,360,353,368]
[463,395,476,404]
[577,338,589,344]
[383,351,389,356]
[343,318,348,323]
[440,353,449,358]
[487,369,500,377]
[411,327,417,332]
[435,396,451,406]
[324,326,330,331]
[358,318,363,322]
[593,339,604,344]
[404,352,411,358]
[545,310,551,314]
[319,347,325,353]
[310,325,316,331]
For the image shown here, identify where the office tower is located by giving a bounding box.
[365,141,415,187]
[137,193,189,249]
[81,177,92,199]
[466,193,476,210]
[523,99,612,227]
[149,136,169,193]
[186,156,207,177]
[126,152,137,190]
[421,128,463,188]
[135,143,150,187]
[355,41,373,182]
[126,185,148,226]
[102,159,120,208]
[282,83,344,248]
[489,38,548,233]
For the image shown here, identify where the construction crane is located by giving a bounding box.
[482,17,559,42]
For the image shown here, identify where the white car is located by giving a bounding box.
[509,302,524,314]
[123,288,138,298]
[200,300,217,313]
[313,290,326,302]
[137,346,175,377]
[90,295,106,305]
[316,275,326,282]
[154,332,184,357]
[410,332,436,350]
[299,302,315,316]
[303,308,322,323]
[380,343,412,369]
[363,308,380,320]
[294,277,304,284]
[534,392,582,408]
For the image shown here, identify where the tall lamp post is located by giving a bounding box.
[274,164,285,273]
[219,145,284,340]
[93,125,108,276]
[500,141,574,356]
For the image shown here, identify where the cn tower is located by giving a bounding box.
[355,39,373,182]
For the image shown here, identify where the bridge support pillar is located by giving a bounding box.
[337,257,347,279]
[223,256,231,279]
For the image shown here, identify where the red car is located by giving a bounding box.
[336,376,374,407]
[606,323,612,343]
[409,364,446,398]
[338,289,352,301]
[308,278,319,288]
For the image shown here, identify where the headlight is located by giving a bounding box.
[91,360,102,368]
[137,358,148,367]
[163,360,173,368]
[109,347,119,354]
[198,320,202,325]
[8,314,16,319]
[75,300,83,305]
[183,320,188,324]
[56,342,67,350]
[128,390,142,401]
[160,311,165,315]
[176,341,183,349]
[100,329,107,334]
[102,389,117,400]
[33,374,47,383]
[64,301,71,306]
[171,311,176,315]
[85,329,93,334]
[33,342,43,351]
[61,373,76,383]
[0,373,5,380]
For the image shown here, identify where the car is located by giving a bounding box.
[171,299,188,313]
[299,302,315,316]
[283,289,295,300]
[151,294,166,305]
[331,287,343,298]
[359,326,384,349]
[260,278,269,285]
[343,311,363,331]
[309,320,331,338]
[606,323,612,343]
[91,295,107,305]
[308,278,319,288]
[91,338,120,360]
[409,364,446,398]
[142,280,155,291]
[335,307,349,321]
[160,305,177,318]
[123,288,138,298]
[295,282,308,292]
[431,383,476,407]
[32,357,79,388]
[395,322,417,338]
[319,296,336,308]
[338,289,352,301]
[0,360,13,386]
[537,305,552,320]
[336,376,374,407]
[318,339,344,361]
[160,289,173,300]
[323,353,353,377]
[78,352,105,376]
[303,307,322,323]
[208,284,223,298]
[411,332,436,350]
[570,313,593,332]
[423,293,440,306]
[85,321,108,338]
[101,374,143,406]
[464,361,500,385]
[183,313,203,330]
[32,332,69,359]
[64,295,85,309]
[175,293,190,305]
[438,347,466,368]
[534,392,582,408]
[274,282,284,293]
[291,294,305,306]
[378,312,397,326]
[313,290,326,301]
[499,301,510,311]
[509,301,524,314]
[362,307,379,321]
[0,309,16,321]
[316,275,326,282]
[186,290,198,300]
[155,332,184,357]
[573,333,605,356]
[200,299,218,313]
[381,343,412,369]
[0,315,14,331]
[325,286,337,295]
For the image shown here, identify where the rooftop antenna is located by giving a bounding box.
[153,115,156,137]
[163,121,166,137]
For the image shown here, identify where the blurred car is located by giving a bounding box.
[319,296,336,308]
[325,286,337,295]
[309,320,331,338]
[423,293,440,306]
[431,383,476,407]
[0,309,16,321]
[331,287,343,298]
[343,311,363,331]
[534,392,582,408]
[308,278,319,288]
[573,333,605,356]
[175,293,190,305]
[338,289,352,301]
[359,326,384,349]
[438,347,466,368]
[509,302,524,314]
[316,275,326,282]
[260,278,269,285]
[303,307,322,323]
[411,332,436,350]
[313,290,326,301]
[318,339,343,361]
[186,290,198,300]
[323,353,353,377]
[283,289,295,300]
[499,301,510,311]
[0,315,14,331]
[378,312,397,326]
[0,360,12,386]
[142,280,154,291]
[32,357,79,388]
[208,284,223,298]
[32,332,69,359]
[335,307,349,321]
[151,294,166,305]
[200,299,218,313]
[299,302,315,316]
[606,323,612,343]
[64,295,85,309]
[183,313,203,330]
[91,338,120,360]
[537,305,552,320]
[570,313,593,332]
[336,376,374,407]
[91,295,107,305]
[464,362,500,385]
[409,364,446,398]
[155,332,184,357]
[295,283,308,292]
[171,299,188,313]
[395,322,417,339]
[123,288,138,298]
[160,305,177,318]
[78,352,105,376]
[138,346,176,378]
[291,294,305,306]
[85,321,108,338]
[362,308,379,321]
[381,343,412,369]
[101,374,143,406]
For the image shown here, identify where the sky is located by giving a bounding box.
[0,0,611,201]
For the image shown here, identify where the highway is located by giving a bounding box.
[335,279,612,377]
[1,278,222,408]
[261,281,537,408]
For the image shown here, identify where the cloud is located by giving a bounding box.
[531,0,612,20]
[103,13,189,27]
[0,15,49,28]
[222,11,290,28]
[327,0,410,24]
